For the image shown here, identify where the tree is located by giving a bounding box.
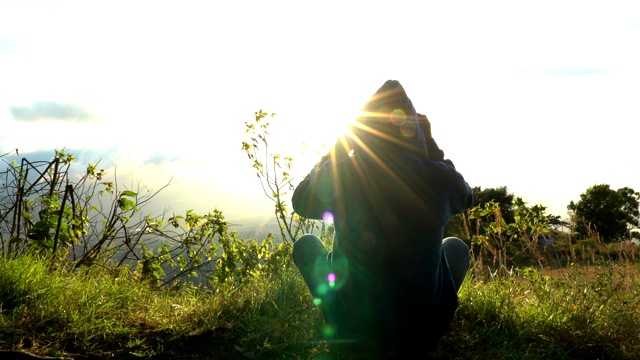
[546,214,570,230]
[472,186,515,224]
[567,184,640,243]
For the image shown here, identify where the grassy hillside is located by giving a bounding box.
[1,254,639,359]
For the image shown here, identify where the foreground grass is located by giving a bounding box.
[439,263,640,360]
[0,254,323,359]
[1,255,640,359]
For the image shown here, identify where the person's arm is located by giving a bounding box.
[291,159,339,220]
[417,114,454,168]
[418,158,473,226]
[414,115,473,221]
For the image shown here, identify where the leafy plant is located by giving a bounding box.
[242,110,320,244]
[466,197,550,275]
[0,149,289,288]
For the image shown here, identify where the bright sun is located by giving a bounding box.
[267,103,361,173]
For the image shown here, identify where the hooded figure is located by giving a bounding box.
[292,80,473,353]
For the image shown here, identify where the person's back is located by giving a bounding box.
[292,80,473,352]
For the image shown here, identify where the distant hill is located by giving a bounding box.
[228,215,324,242]
[228,215,282,241]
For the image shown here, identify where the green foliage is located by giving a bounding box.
[467,197,550,274]
[132,208,293,289]
[0,149,157,267]
[0,149,293,290]
[444,212,467,240]
[215,231,292,289]
[472,186,516,224]
[1,150,77,256]
[568,184,640,243]
[447,186,566,243]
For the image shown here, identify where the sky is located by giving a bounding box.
[1,1,639,223]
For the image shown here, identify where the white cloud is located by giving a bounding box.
[10,101,92,121]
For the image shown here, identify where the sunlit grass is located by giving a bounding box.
[437,262,640,360]
[2,254,640,359]
[0,254,323,358]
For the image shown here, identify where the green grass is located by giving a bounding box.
[0,254,323,359]
[437,263,640,360]
[1,255,640,359]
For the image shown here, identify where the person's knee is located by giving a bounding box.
[442,237,470,290]
[442,237,470,263]
[293,234,320,254]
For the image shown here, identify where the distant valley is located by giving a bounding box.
[228,215,284,241]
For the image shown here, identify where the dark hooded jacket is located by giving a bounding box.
[292,80,473,350]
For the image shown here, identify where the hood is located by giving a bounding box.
[347,80,428,158]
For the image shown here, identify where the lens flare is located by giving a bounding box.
[322,325,336,338]
[400,121,417,137]
[313,298,322,306]
[316,283,329,295]
[329,256,349,290]
[322,211,334,224]
[344,120,424,200]
[390,108,406,125]
[327,273,336,282]
[327,272,336,288]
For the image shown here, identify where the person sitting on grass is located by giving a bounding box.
[291,79,473,353]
